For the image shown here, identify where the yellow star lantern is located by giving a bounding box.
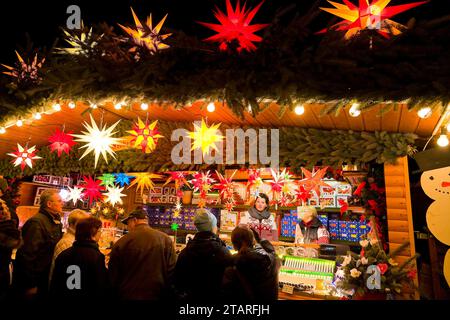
[118,8,171,53]
[127,118,164,153]
[188,118,224,155]
[71,114,123,168]
[319,0,427,39]
[128,172,163,196]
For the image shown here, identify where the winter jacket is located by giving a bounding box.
[295,217,330,244]
[49,240,109,299]
[222,244,279,301]
[13,208,62,294]
[108,224,177,300]
[174,231,232,301]
[0,220,21,300]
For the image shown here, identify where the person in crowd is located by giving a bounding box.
[295,206,330,244]
[13,189,63,299]
[239,193,278,241]
[108,207,177,300]
[0,199,21,301]
[49,209,90,284]
[174,208,232,301]
[222,225,279,301]
[50,217,108,299]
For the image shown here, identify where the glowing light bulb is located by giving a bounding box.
[16,119,23,127]
[140,103,148,111]
[114,103,122,110]
[349,103,361,117]
[294,104,305,115]
[34,113,42,120]
[437,134,449,147]
[0,127,5,134]
[53,103,61,111]
[207,102,215,113]
[90,103,98,109]
[417,107,432,119]
[68,102,76,109]
[447,123,450,132]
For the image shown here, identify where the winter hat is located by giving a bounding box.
[194,209,217,232]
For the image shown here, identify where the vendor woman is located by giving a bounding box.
[239,193,278,241]
[295,206,329,244]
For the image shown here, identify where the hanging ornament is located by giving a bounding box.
[338,198,349,217]
[173,201,183,218]
[48,128,77,157]
[98,173,116,188]
[7,144,42,171]
[71,114,123,168]
[127,118,164,153]
[105,186,127,206]
[214,170,236,199]
[128,172,163,196]
[56,22,103,56]
[67,186,84,205]
[247,168,263,192]
[279,194,292,207]
[2,51,45,85]
[164,171,193,198]
[190,171,216,198]
[318,0,427,39]
[297,167,332,198]
[118,8,171,53]
[268,168,286,207]
[198,0,269,52]
[188,118,224,155]
[114,173,135,187]
[78,176,105,205]
[294,185,312,206]
[225,198,237,212]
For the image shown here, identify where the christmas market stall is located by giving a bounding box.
[1,0,449,300]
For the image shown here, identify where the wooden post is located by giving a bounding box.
[384,156,420,299]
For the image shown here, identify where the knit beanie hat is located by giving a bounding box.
[194,209,217,232]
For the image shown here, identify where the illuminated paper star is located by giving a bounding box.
[7,144,42,171]
[118,8,171,53]
[128,172,163,195]
[98,173,116,188]
[190,171,216,197]
[67,186,84,205]
[214,170,236,199]
[105,186,127,206]
[57,22,103,56]
[127,118,164,153]
[48,128,77,157]
[71,114,122,168]
[164,171,194,197]
[114,173,134,187]
[198,0,269,52]
[78,176,105,205]
[318,0,427,39]
[188,118,224,155]
[171,222,179,231]
[297,167,332,198]
[247,168,263,192]
[2,51,45,85]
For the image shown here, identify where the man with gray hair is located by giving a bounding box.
[48,209,89,283]
[13,189,64,299]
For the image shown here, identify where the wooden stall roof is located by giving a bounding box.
[0,100,441,158]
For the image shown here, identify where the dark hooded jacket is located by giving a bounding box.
[175,231,232,301]
[0,220,21,299]
[50,240,109,299]
[222,244,279,301]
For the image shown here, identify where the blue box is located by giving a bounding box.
[349,233,359,242]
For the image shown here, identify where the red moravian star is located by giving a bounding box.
[7,144,42,171]
[77,176,105,205]
[48,128,77,157]
[318,0,427,39]
[198,0,269,52]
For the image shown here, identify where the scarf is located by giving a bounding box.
[248,206,271,221]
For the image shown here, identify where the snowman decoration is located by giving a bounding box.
[421,166,450,287]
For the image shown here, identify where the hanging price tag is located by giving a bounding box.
[282,284,294,294]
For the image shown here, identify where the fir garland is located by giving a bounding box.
[0,120,417,177]
[0,5,449,123]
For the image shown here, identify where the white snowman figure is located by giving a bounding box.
[421,166,450,287]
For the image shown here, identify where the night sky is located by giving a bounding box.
[0,0,447,62]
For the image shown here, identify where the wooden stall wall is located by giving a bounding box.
[384,156,419,299]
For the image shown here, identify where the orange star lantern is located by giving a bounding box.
[297,167,332,198]
[198,0,269,52]
[127,118,164,153]
[319,0,427,39]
